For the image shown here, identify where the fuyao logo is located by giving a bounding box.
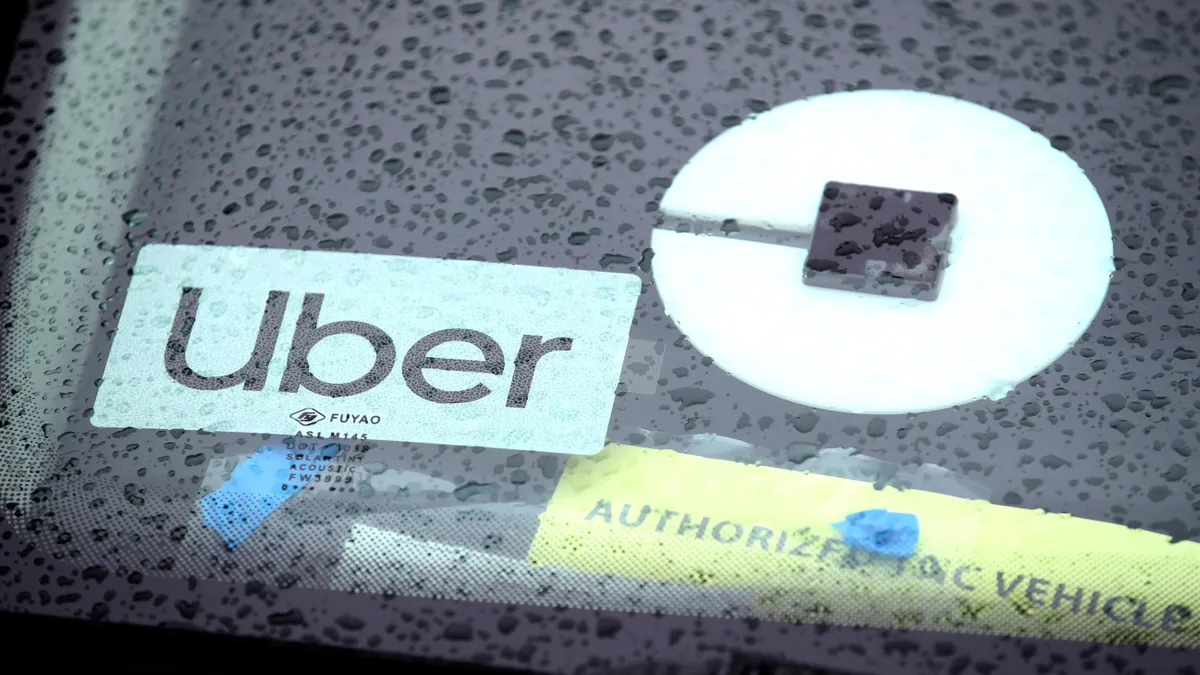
[289,408,325,426]
[92,244,641,455]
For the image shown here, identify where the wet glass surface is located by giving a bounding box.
[1,1,1198,674]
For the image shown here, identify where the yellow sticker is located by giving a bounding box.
[528,443,1200,648]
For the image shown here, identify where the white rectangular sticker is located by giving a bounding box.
[92,244,641,455]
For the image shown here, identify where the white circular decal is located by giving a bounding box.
[652,90,1114,415]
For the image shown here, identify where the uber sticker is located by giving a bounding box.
[651,90,1114,415]
[92,244,641,455]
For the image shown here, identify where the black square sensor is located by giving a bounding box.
[803,181,957,301]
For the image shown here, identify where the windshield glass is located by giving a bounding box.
[2,1,1197,674]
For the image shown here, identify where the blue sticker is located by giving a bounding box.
[832,509,919,559]
[199,443,339,550]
